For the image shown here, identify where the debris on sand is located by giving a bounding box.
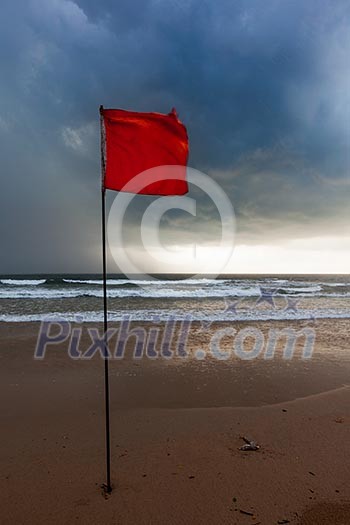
[239,509,254,516]
[239,436,260,451]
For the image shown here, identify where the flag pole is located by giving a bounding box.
[100,105,112,493]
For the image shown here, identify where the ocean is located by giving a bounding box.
[0,274,349,323]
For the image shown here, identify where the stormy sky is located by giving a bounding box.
[1,0,349,274]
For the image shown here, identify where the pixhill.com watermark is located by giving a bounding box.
[34,313,316,361]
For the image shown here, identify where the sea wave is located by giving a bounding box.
[1,285,350,300]
[0,277,229,287]
[0,279,46,286]
[62,277,225,286]
[0,276,349,300]
[1,307,350,323]
[0,286,260,299]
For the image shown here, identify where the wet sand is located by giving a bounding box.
[0,320,350,524]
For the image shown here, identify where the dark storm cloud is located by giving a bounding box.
[0,0,349,272]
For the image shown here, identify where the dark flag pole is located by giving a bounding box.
[100,105,112,493]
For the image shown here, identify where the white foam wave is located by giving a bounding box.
[63,278,225,286]
[0,285,261,299]
[2,285,350,300]
[1,308,350,323]
[279,285,323,293]
[0,279,46,286]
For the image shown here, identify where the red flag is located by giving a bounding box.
[100,107,189,195]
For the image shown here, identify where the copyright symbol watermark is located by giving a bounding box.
[107,165,236,287]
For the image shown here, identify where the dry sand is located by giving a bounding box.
[0,319,350,524]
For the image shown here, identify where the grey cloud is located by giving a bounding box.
[0,0,349,272]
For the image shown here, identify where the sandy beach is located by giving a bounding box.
[0,319,350,524]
